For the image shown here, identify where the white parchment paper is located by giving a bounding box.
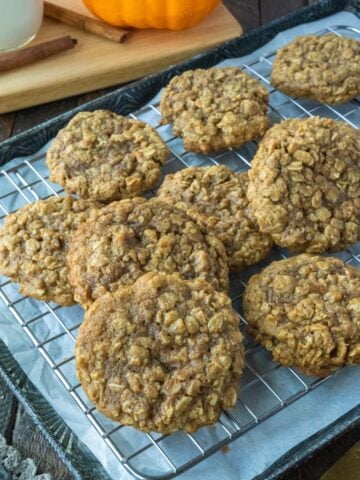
[0,9,359,480]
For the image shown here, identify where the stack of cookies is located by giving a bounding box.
[0,32,359,434]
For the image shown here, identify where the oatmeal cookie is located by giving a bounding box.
[160,67,269,153]
[247,117,360,253]
[243,254,360,377]
[0,196,101,306]
[271,34,360,104]
[76,272,244,433]
[46,110,169,202]
[157,166,273,270]
[67,197,229,308]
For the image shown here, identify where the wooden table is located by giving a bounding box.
[0,1,358,479]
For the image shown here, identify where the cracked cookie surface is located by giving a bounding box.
[157,166,273,270]
[271,34,360,104]
[0,196,101,306]
[160,67,269,153]
[247,117,360,253]
[76,272,244,433]
[46,110,169,202]
[67,197,229,308]
[243,254,360,377]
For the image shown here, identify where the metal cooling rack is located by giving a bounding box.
[0,24,359,480]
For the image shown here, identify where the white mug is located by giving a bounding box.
[0,0,43,52]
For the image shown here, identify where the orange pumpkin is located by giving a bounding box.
[83,0,222,30]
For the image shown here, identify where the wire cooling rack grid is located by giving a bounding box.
[0,25,359,480]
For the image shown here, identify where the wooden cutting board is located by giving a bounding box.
[0,3,242,114]
[48,0,107,19]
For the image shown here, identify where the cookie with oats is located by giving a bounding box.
[157,165,273,270]
[46,110,169,203]
[243,254,360,377]
[0,196,101,306]
[247,117,360,254]
[271,34,360,104]
[160,67,269,153]
[67,197,229,309]
[76,272,244,433]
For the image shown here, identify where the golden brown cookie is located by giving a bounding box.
[243,254,360,377]
[0,196,101,306]
[46,110,169,202]
[160,67,269,153]
[247,117,360,254]
[271,34,360,104]
[76,272,244,433]
[157,166,273,270]
[67,197,229,308]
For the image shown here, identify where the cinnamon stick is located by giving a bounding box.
[0,36,77,73]
[44,1,128,43]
